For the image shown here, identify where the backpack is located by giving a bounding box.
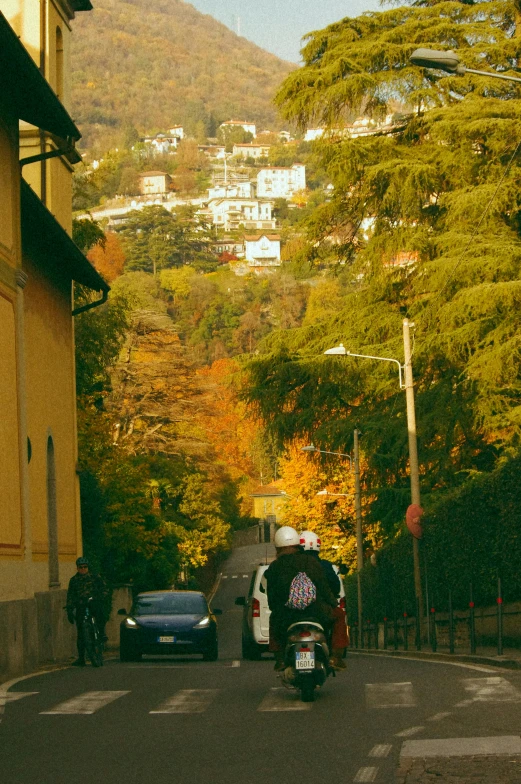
[285,572,317,610]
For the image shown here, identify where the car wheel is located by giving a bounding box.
[202,642,218,662]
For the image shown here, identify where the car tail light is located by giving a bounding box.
[252,598,261,617]
[339,597,346,610]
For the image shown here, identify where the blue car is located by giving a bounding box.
[119,590,221,662]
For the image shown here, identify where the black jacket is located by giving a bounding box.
[265,551,337,615]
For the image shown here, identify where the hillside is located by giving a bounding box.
[70,0,295,151]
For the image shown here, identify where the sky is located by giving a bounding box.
[187,0,381,64]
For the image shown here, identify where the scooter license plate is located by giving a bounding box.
[296,651,315,669]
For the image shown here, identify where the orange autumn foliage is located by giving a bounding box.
[88,232,125,282]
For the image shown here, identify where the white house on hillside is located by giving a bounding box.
[169,125,184,140]
[220,120,257,138]
[233,143,271,159]
[139,171,172,196]
[205,198,275,232]
[208,181,254,200]
[304,128,325,142]
[257,164,306,199]
[244,234,281,270]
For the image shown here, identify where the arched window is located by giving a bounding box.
[55,27,63,100]
[46,435,60,588]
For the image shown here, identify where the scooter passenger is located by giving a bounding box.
[265,526,337,671]
[299,530,349,670]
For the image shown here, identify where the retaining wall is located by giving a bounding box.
[0,585,133,683]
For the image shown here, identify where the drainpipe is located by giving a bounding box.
[72,289,108,317]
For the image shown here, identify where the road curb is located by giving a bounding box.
[348,648,521,670]
[207,572,222,605]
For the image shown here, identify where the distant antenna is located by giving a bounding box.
[237,15,241,36]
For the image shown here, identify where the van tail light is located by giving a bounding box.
[339,597,346,610]
[252,598,261,618]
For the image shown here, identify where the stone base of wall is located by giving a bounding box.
[0,586,133,683]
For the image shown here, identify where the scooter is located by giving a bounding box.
[281,620,333,702]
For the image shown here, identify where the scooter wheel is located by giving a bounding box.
[301,681,315,702]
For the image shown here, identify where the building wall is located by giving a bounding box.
[24,256,78,592]
[0,1,84,603]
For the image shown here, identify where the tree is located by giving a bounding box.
[73,217,105,253]
[218,126,254,152]
[87,232,126,282]
[243,0,521,534]
[119,205,214,275]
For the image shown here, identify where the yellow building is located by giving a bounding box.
[251,485,286,524]
[0,0,108,632]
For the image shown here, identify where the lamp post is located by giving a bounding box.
[410,48,521,85]
[304,436,364,644]
[324,318,424,632]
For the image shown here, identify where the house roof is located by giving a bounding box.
[0,12,81,140]
[21,180,109,293]
[221,120,255,126]
[251,484,286,497]
[245,234,281,242]
[139,171,170,177]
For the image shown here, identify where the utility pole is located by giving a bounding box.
[354,428,363,642]
[403,318,423,628]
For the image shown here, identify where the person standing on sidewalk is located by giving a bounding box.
[66,557,109,666]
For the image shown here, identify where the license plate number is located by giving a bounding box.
[296,651,315,669]
[158,635,175,643]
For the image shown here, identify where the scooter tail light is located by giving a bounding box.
[339,597,346,610]
[299,629,311,637]
[252,598,261,618]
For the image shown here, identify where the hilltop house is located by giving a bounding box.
[244,234,281,270]
[208,181,254,200]
[139,171,172,196]
[220,120,257,138]
[232,143,271,160]
[204,198,275,232]
[257,164,306,199]
[0,6,109,678]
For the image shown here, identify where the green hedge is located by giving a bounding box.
[345,456,521,623]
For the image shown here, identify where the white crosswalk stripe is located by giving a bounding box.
[368,744,392,758]
[366,682,416,708]
[41,691,129,715]
[150,689,220,714]
[1,692,38,705]
[257,687,312,712]
[395,726,424,738]
[354,767,378,782]
[462,676,521,703]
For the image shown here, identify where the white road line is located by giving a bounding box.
[41,691,129,715]
[462,676,521,703]
[231,660,241,668]
[221,575,228,579]
[257,687,312,712]
[242,574,248,578]
[427,711,451,721]
[353,767,378,782]
[368,744,392,758]
[401,736,521,758]
[395,726,424,738]
[0,692,39,710]
[454,699,474,708]
[231,575,238,579]
[150,689,220,714]
[366,682,416,708]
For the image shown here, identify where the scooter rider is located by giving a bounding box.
[265,526,337,672]
[300,530,349,670]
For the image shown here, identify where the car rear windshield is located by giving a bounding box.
[133,594,208,616]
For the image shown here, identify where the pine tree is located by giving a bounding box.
[244,0,521,531]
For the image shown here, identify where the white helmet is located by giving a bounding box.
[274,526,300,548]
[300,530,321,552]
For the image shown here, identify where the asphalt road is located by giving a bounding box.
[2,543,521,784]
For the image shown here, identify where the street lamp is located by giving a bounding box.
[301,443,353,469]
[324,319,424,632]
[410,48,521,85]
